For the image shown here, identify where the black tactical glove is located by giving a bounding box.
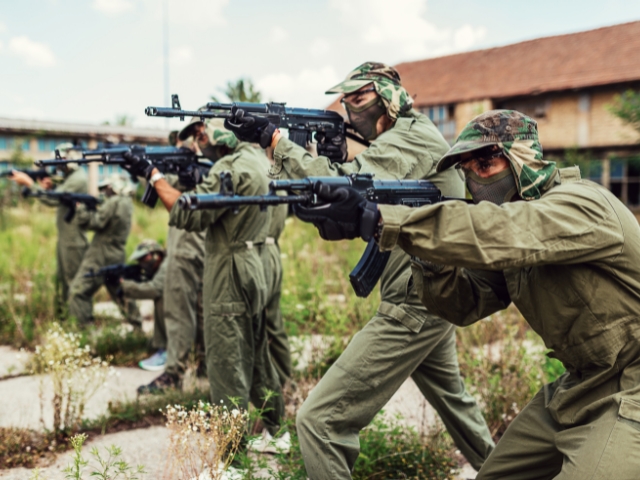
[293,183,380,241]
[224,106,276,148]
[315,131,348,163]
[122,151,154,180]
[177,167,202,191]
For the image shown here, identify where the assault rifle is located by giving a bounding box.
[84,263,144,286]
[21,187,101,223]
[0,168,53,181]
[34,145,213,207]
[145,94,368,152]
[178,173,468,298]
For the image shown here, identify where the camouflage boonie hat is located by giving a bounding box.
[98,173,131,196]
[326,62,413,120]
[178,106,207,141]
[53,142,82,169]
[437,110,557,200]
[179,113,238,150]
[129,239,165,262]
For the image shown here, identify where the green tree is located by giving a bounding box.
[211,78,262,103]
[608,89,640,136]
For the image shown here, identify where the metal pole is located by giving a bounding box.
[163,0,170,130]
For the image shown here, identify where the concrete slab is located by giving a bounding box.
[380,376,437,435]
[0,426,170,480]
[0,346,31,378]
[0,367,158,431]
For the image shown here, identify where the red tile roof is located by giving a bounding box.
[327,21,640,111]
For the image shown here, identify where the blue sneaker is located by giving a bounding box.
[138,349,167,371]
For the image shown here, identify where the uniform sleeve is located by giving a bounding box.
[169,164,227,232]
[32,170,87,206]
[77,195,117,231]
[413,263,511,326]
[378,184,625,270]
[270,138,360,179]
[121,261,166,300]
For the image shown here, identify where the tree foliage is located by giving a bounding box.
[609,89,640,136]
[211,78,262,103]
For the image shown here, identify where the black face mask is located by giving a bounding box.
[344,97,387,141]
[465,169,518,205]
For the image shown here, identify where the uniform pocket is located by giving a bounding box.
[377,301,424,333]
[618,397,640,432]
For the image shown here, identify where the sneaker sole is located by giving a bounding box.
[138,363,167,372]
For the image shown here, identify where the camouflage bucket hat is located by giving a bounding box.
[129,239,165,262]
[178,107,207,141]
[98,173,130,195]
[437,110,557,200]
[326,62,413,120]
[53,142,82,168]
[205,120,238,149]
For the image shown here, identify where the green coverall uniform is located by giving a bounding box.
[262,203,292,386]
[32,168,89,308]
[163,224,206,378]
[121,259,168,350]
[379,166,640,479]
[68,193,134,324]
[271,109,494,475]
[169,143,283,433]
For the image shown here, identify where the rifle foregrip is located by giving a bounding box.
[141,184,159,208]
[63,205,76,223]
[349,239,391,298]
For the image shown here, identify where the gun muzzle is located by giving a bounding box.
[145,107,158,116]
[177,194,197,210]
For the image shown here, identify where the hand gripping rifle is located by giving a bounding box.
[177,172,468,298]
[34,145,213,207]
[0,168,54,182]
[145,94,368,153]
[21,187,101,223]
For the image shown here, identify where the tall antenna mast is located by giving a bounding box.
[163,0,170,129]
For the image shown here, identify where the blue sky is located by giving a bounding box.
[2,0,640,130]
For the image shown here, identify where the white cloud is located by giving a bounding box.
[256,66,341,108]
[170,46,193,66]
[309,37,330,57]
[329,0,485,59]
[167,0,229,26]
[93,0,134,15]
[453,24,487,51]
[9,36,56,68]
[270,26,288,43]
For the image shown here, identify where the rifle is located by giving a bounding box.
[0,168,53,182]
[84,263,144,286]
[21,187,101,223]
[145,94,368,152]
[34,145,213,207]
[178,172,468,298]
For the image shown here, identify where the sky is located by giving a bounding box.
[2,0,640,131]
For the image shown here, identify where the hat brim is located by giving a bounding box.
[178,118,204,141]
[325,79,374,95]
[436,141,500,172]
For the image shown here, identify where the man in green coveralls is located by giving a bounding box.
[294,109,640,479]
[9,143,88,314]
[121,240,168,371]
[137,171,206,393]
[224,62,493,477]
[68,174,136,324]
[121,123,285,442]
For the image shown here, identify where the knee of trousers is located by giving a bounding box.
[296,396,319,437]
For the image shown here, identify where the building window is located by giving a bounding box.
[419,105,456,142]
[497,98,550,119]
